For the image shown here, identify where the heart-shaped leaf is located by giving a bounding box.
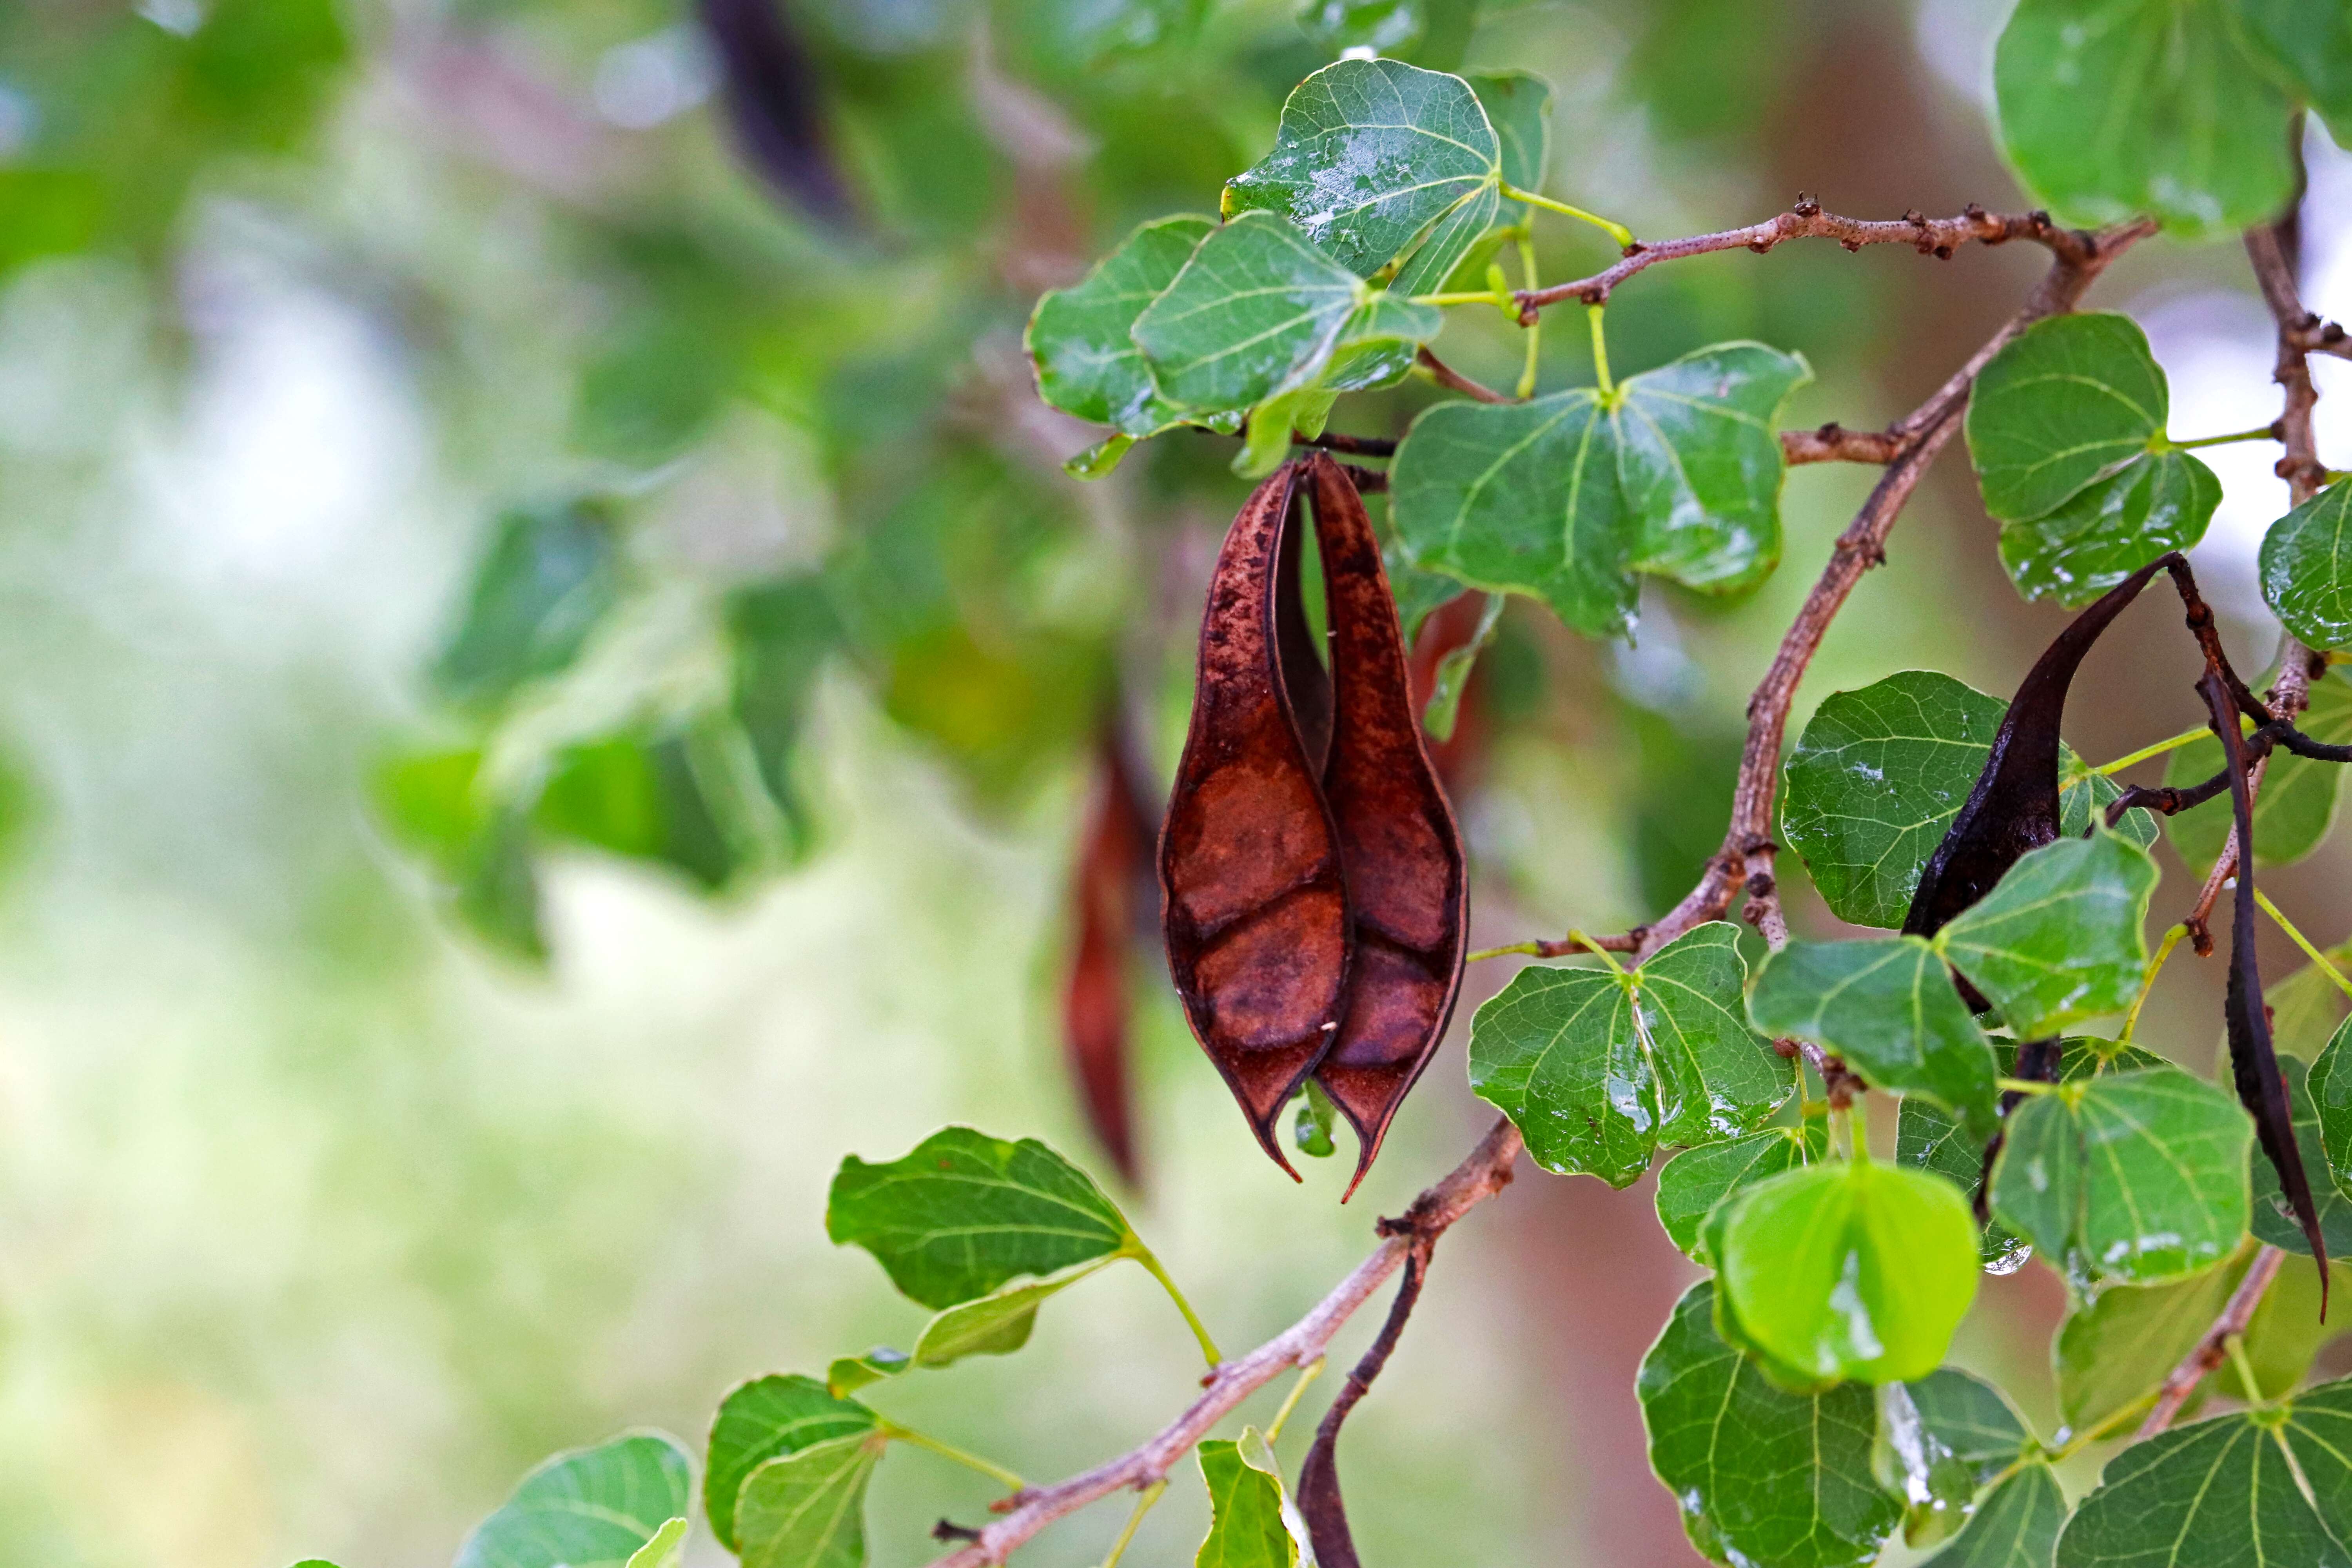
[1027,213,1216,437]
[705,1376,879,1553]
[2261,480,2352,653]
[736,1432,887,1568]
[1467,923,1792,1185]
[456,1431,693,1568]
[1133,211,1367,416]
[1998,446,2219,608]
[1966,313,2168,522]
[1933,830,2157,1042]
[1654,1117,1826,1263]
[1922,1463,2065,1568]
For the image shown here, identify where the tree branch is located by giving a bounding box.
[1515,200,2097,316]
[2184,211,2331,952]
[2136,1244,2287,1438]
[1782,421,1907,465]
[1633,219,2155,960]
[922,1117,1523,1568]
[1415,346,1511,404]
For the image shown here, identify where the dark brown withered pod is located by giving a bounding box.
[1160,463,1352,1175]
[1063,720,1157,1187]
[1301,454,1469,1197]
[1160,456,1468,1190]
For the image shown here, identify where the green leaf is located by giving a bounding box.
[1319,290,1445,394]
[1468,70,1552,191]
[371,747,544,961]
[2269,936,2352,1060]
[431,500,623,711]
[1922,1464,2065,1568]
[1298,0,1426,54]
[1388,343,1809,637]
[1027,214,1216,438]
[2261,480,2352,653]
[1878,1371,2034,1549]
[1934,831,2158,1042]
[2312,1014,2352,1204]
[1388,180,1501,299]
[1222,57,1499,279]
[729,577,836,859]
[1467,923,1792,1186]
[1780,670,2153,931]
[1132,211,1366,415]
[903,1256,1122,1368]
[1654,1118,1826,1263]
[825,1127,1136,1309]
[1385,543,1467,643]
[735,1433,887,1568]
[1749,936,2002,1139]
[2226,1252,2343,1405]
[2055,1246,2249,1431]
[1295,1078,1339,1158]
[1195,1437,1298,1568]
[2053,1387,2352,1567]
[1714,1158,1982,1386]
[1994,0,2298,237]
[2236,0,2352,138]
[1998,448,2220,608]
[455,1431,692,1568]
[1991,1066,2253,1289]
[624,1519,688,1568]
[705,1377,879,1553]
[1965,314,2168,523]
[1638,1280,1902,1568]
[533,729,748,892]
[2254,1055,2352,1257]
[2165,667,2352,873]
[823,1350,910,1399]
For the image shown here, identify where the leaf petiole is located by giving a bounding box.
[1516,228,1543,399]
[1466,940,1544,961]
[880,1423,1026,1491]
[1409,290,1512,307]
[2086,722,2242,778]
[2252,887,2352,1001]
[1994,1076,2062,1096]
[1098,1478,1166,1568]
[2160,423,2280,451]
[1130,1244,1224,1367]
[2118,922,2188,1048]
[1568,929,1629,978]
[2225,1333,2267,1407]
[1500,181,1635,249]
[1265,1356,1325,1443]
[1586,306,1614,397]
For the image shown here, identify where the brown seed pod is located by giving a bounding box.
[1063,718,1156,1187]
[1302,455,1469,1196]
[1160,463,1351,1176]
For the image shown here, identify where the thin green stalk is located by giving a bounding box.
[2163,424,2280,451]
[1984,1391,2156,1492]
[1586,305,1613,396]
[1098,1479,1166,1568]
[1848,1096,1870,1161]
[2253,888,2352,1000]
[2226,1334,2267,1406]
[1995,1076,2061,1096]
[1466,940,1544,961]
[1409,289,1511,307]
[1500,181,1635,249]
[1515,228,1543,399]
[2118,923,2188,1049]
[1568,928,1628,978]
[882,1423,1026,1491]
[1265,1357,1325,1444]
[2087,722,2242,778]
[1132,1247,1224,1368]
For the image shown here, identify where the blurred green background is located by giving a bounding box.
[1,0,2349,1563]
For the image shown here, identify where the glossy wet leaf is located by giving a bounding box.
[1387,343,1809,637]
[2261,481,2352,653]
[2053,1384,2352,1567]
[1933,831,2157,1041]
[1027,214,1216,438]
[825,1127,1134,1309]
[1922,1464,2065,1568]
[1639,1280,1902,1568]
[1319,292,1443,394]
[1715,1159,1981,1386]
[2166,667,2352,873]
[431,500,624,711]
[1999,448,2220,608]
[624,1519,687,1568]
[1991,1066,2252,1289]
[455,1431,693,1568]
[1133,212,1366,416]
[1196,1436,1298,1568]
[2253,1055,2352,1258]
[1780,670,2147,931]
[1654,1119,1826,1263]
[705,1376,879,1553]
[1994,0,2298,237]
[735,1433,887,1568]
[1467,922,1791,1186]
[1467,70,1551,191]
[1222,56,1499,279]
[1878,1371,2034,1550]
[1749,936,2001,1139]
